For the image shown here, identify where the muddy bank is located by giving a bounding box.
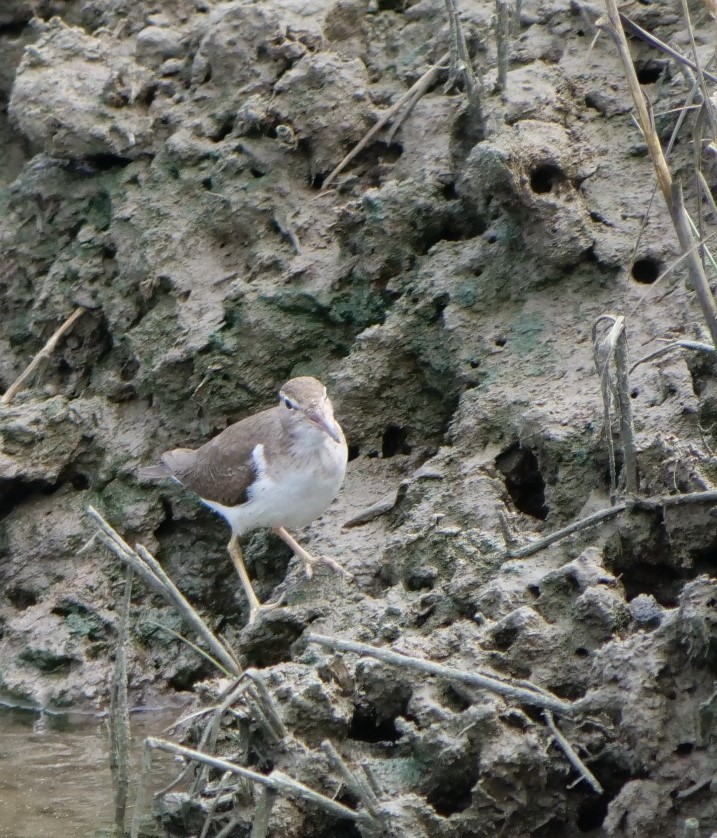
[1,0,717,835]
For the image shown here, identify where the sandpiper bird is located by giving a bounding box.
[139,377,350,624]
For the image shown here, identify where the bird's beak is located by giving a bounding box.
[306,408,342,443]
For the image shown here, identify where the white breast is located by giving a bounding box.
[203,428,347,536]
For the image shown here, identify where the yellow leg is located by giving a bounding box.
[227,535,283,625]
[273,527,352,580]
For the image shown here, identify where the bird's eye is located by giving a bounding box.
[283,398,294,410]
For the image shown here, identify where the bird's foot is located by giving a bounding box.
[300,552,353,581]
[246,592,287,626]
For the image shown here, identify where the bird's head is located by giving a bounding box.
[278,376,342,444]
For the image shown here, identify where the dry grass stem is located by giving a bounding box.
[250,788,277,838]
[1,306,87,404]
[143,737,372,824]
[321,53,449,190]
[199,770,235,838]
[244,669,287,741]
[630,339,715,372]
[593,315,638,496]
[109,566,133,837]
[495,0,511,91]
[130,739,154,838]
[444,0,480,95]
[321,740,385,826]
[599,0,717,349]
[307,633,575,715]
[543,710,604,795]
[87,506,241,677]
[497,503,628,561]
[618,13,717,85]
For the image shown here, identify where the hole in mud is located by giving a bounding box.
[527,584,541,598]
[631,257,660,284]
[347,444,361,461]
[630,388,639,399]
[495,444,549,520]
[442,180,458,200]
[633,59,670,84]
[7,587,38,609]
[575,647,590,658]
[492,625,519,651]
[378,0,407,9]
[348,704,402,744]
[616,560,682,607]
[529,164,565,194]
[577,795,609,831]
[426,761,479,815]
[382,425,411,457]
[440,684,472,712]
[494,336,507,347]
[0,20,30,36]
[675,742,694,756]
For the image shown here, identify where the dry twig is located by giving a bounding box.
[1,306,87,404]
[109,567,133,837]
[135,737,373,830]
[87,506,241,677]
[321,54,449,190]
[543,710,604,795]
[592,315,638,497]
[321,740,385,826]
[307,633,575,715]
[598,1,717,349]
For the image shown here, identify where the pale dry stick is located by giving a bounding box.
[679,0,717,137]
[512,0,522,35]
[495,0,511,92]
[630,339,715,373]
[321,740,385,826]
[130,739,154,838]
[199,770,235,838]
[215,813,245,838]
[618,13,717,85]
[593,315,638,496]
[698,170,717,220]
[143,737,372,825]
[1,306,87,404]
[599,1,717,350]
[592,317,619,496]
[244,669,287,741]
[250,788,277,838]
[543,710,604,795]
[87,506,241,677]
[307,633,575,715]
[496,503,628,561]
[321,53,449,190]
[190,676,251,796]
[444,0,480,94]
[497,490,717,563]
[109,566,133,838]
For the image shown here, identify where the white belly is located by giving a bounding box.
[204,439,347,536]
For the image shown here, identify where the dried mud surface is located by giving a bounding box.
[1,0,717,836]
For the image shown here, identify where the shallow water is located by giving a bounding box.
[0,708,178,838]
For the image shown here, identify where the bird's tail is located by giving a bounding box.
[137,464,171,481]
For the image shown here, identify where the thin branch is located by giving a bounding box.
[109,567,133,837]
[321,740,385,825]
[497,503,627,560]
[543,710,604,795]
[321,54,449,190]
[307,633,575,715]
[250,788,277,838]
[87,506,241,677]
[630,339,714,372]
[598,3,717,349]
[617,13,717,85]
[145,737,372,824]
[1,306,87,404]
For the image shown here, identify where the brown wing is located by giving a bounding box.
[160,407,283,507]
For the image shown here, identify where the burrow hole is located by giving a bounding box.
[529,164,566,195]
[631,257,661,284]
[495,443,549,520]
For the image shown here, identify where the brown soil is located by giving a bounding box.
[1,0,717,835]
